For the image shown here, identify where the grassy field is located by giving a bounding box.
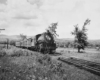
[0,46,100,80]
[56,48,100,63]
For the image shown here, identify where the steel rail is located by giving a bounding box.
[58,57,100,76]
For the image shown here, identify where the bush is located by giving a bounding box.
[37,54,52,65]
[0,49,6,57]
[35,54,65,80]
[3,47,33,57]
[10,50,24,57]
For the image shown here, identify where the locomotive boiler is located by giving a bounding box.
[34,31,56,53]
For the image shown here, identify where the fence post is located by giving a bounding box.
[7,39,9,49]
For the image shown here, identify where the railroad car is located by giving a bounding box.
[15,41,21,47]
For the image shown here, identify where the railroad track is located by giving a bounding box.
[58,57,100,76]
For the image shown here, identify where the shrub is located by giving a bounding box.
[35,54,65,79]
[4,47,32,57]
[0,49,6,57]
[37,54,52,65]
[10,50,24,57]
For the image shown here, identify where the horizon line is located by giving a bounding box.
[0,34,100,40]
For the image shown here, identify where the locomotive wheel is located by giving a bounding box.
[34,46,38,51]
[49,49,53,54]
[44,47,49,54]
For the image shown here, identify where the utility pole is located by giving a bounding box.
[0,29,5,33]
[0,29,5,48]
[6,38,9,49]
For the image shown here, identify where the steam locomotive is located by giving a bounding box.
[15,31,57,53]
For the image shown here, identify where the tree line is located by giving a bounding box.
[0,19,92,52]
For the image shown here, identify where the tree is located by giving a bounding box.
[72,19,91,53]
[47,22,59,38]
[20,34,27,40]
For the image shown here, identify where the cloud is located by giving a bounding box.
[0,0,7,4]
[0,0,100,39]
[13,14,38,20]
[40,0,100,39]
[0,4,7,12]
[0,0,49,36]
[27,0,44,7]
[0,22,8,29]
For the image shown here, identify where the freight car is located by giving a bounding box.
[15,38,35,49]
[15,31,57,54]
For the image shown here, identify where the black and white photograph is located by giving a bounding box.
[0,0,100,80]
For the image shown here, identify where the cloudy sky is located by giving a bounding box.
[0,0,100,39]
